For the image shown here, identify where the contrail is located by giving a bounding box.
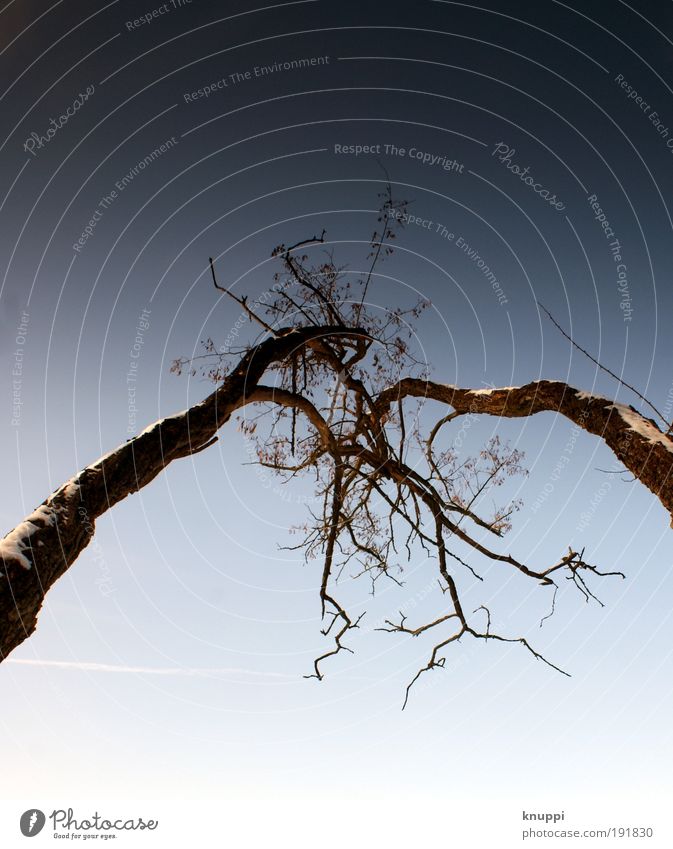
[6,659,292,679]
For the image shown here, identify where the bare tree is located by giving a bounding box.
[2,189,671,704]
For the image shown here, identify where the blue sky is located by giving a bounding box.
[1,0,672,839]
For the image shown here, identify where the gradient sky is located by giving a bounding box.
[1,1,673,845]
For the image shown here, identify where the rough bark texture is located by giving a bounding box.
[2,344,672,662]
[0,328,350,660]
[378,378,673,519]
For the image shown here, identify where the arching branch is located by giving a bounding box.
[0,326,368,660]
[376,379,673,523]
[3,202,669,704]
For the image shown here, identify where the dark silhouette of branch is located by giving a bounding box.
[538,301,671,431]
[0,326,367,660]
[0,200,662,709]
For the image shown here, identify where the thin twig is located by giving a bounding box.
[538,301,670,430]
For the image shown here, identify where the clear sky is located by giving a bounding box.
[1,1,672,845]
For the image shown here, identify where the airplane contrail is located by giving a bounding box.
[6,658,292,678]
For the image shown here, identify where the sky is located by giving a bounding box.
[1,0,673,845]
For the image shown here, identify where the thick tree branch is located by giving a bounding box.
[4,197,656,705]
[377,379,673,523]
[0,326,367,661]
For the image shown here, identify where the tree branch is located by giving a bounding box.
[376,379,673,523]
[0,326,368,660]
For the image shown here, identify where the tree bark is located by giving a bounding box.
[2,343,672,661]
[377,378,673,520]
[0,327,351,660]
